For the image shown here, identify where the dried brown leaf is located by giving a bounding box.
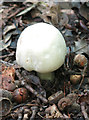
[0,40,11,51]
[16,4,36,17]
[79,3,89,21]
[59,12,69,27]
[74,39,89,55]
[0,65,16,91]
[45,104,63,118]
[31,2,61,26]
[3,24,16,35]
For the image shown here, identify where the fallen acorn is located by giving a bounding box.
[13,87,28,103]
[74,54,87,68]
[70,74,81,85]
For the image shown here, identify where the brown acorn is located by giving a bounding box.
[70,75,81,85]
[13,88,28,103]
[74,54,87,67]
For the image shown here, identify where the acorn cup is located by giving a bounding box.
[0,97,12,117]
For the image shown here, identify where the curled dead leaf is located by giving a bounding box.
[45,104,63,118]
[0,40,11,51]
[3,24,16,35]
[59,13,69,27]
[79,93,89,104]
[79,3,89,21]
[74,40,89,55]
[31,2,61,26]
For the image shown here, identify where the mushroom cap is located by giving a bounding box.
[16,22,67,73]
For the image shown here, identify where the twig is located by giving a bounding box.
[74,44,88,53]
[0,60,14,66]
[11,106,28,119]
[37,112,45,119]
[13,19,21,34]
[0,60,20,69]
[30,106,38,120]
[65,24,77,32]
[80,102,89,119]
[72,7,88,24]
[78,66,87,90]
[18,113,23,120]
[63,113,71,119]
[23,81,48,103]
[0,51,15,59]
[7,7,25,19]
[23,108,30,120]
[15,70,48,103]
[79,20,89,33]
[12,103,26,111]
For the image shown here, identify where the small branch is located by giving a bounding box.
[17,113,23,120]
[16,70,48,104]
[78,66,87,90]
[23,81,48,103]
[7,7,25,19]
[0,51,15,59]
[30,106,38,120]
[74,44,88,53]
[80,102,89,119]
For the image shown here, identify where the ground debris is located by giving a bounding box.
[1,1,89,119]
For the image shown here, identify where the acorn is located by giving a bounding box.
[13,88,28,103]
[70,75,81,85]
[74,54,87,67]
[0,97,12,116]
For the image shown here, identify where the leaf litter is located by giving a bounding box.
[1,1,89,120]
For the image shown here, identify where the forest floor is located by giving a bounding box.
[0,1,89,120]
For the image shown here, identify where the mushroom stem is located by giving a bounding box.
[37,72,55,81]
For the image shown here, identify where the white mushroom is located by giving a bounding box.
[16,22,66,79]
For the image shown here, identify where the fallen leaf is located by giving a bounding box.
[59,12,69,27]
[79,94,89,104]
[4,30,19,43]
[16,4,36,17]
[74,39,89,55]
[79,3,89,21]
[0,40,11,51]
[31,2,61,26]
[45,104,63,118]
[0,65,16,91]
[3,33,12,43]
[3,24,16,35]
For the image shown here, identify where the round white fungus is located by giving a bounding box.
[16,22,67,73]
